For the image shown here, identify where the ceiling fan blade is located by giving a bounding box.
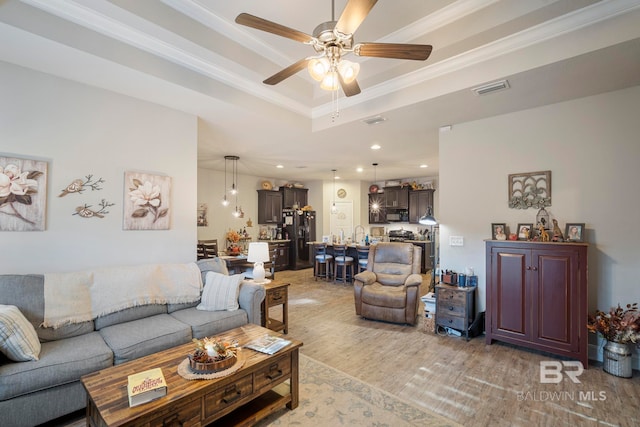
[338,74,361,97]
[335,0,378,36]
[263,58,311,85]
[236,13,314,44]
[355,43,433,61]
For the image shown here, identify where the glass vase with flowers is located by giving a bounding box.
[226,229,241,254]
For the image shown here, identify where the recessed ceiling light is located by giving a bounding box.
[371,144,381,150]
[356,167,363,173]
[276,164,284,168]
[420,164,428,168]
[335,176,340,180]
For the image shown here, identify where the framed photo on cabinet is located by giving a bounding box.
[491,223,507,240]
[517,223,533,240]
[565,223,585,242]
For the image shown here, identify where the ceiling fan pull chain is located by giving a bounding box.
[331,87,340,122]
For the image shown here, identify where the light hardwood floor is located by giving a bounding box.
[50,268,639,427]
[275,268,640,427]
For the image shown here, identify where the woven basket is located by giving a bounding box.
[188,353,237,374]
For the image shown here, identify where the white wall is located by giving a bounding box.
[0,61,197,273]
[439,85,640,364]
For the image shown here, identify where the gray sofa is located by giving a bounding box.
[0,259,266,427]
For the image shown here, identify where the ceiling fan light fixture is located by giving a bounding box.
[337,60,360,83]
[308,57,330,81]
[320,71,339,91]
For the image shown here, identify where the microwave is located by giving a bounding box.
[387,211,408,222]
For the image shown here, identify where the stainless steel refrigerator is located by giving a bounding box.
[283,209,316,270]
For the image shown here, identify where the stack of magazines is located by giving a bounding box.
[245,335,291,355]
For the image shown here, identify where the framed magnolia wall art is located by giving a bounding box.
[123,171,171,230]
[0,155,48,231]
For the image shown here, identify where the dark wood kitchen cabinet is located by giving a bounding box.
[368,193,387,224]
[280,187,308,209]
[485,241,588,367]
[269,241,290,271]
[409,189,434,223]
[383,186,409,209]
[257,190,282,224]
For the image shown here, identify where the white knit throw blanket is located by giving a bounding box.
[43,263,202,328]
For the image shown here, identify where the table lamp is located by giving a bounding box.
[247,242,270,283]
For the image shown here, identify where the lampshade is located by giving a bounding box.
[247,242,270,263]
[337,60,360,84]
[419,207,437,225]
[308,57,330,81]
[247,242,270,283]
[320,71,339,91]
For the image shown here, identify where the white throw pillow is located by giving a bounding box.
[197,272,242,311]
[0,304,41,362]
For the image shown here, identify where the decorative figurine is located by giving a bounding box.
[538,224,550,242]
[552,219,564,241]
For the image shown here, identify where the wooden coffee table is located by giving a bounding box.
[81,324,302,426]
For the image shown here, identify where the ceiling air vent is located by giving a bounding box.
[362,115,387,125]
[471,80,510,96]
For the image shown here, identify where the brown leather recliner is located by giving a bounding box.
[353,242,423,325]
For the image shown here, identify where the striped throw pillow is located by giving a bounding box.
[0,305,41,362]
[197,272,242,311]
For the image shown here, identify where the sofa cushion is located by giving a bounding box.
[197,272,243,312]
[0,275,44,327]
[170,307,248,339]
[36,321,96,342]
[0,305,41,362]
[99,314,192,364]
[196,258,229,281]
[0,332,112,401]
[0,274,95,342]
[94,304,168,330]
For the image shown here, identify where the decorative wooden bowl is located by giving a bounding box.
[188,353,237,374]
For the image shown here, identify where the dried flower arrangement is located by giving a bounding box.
[226,229,241,243]
[191,337,239,363]
[587,303,640,344]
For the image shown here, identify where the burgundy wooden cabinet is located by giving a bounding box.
[485,240,588,367]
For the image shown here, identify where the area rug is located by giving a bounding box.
[254,354,461,426]
[59,354,459,427]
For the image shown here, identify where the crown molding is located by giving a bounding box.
[19,0,640,122]
[312,0,640,119]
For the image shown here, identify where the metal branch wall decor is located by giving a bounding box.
[58,174,104,197]
[508,170,551,209]
[73,199,115,219]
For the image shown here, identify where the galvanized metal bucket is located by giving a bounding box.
[603,341,632,378]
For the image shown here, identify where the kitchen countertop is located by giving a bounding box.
[257,239,291,243]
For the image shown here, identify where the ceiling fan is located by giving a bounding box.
[235,0,432,97]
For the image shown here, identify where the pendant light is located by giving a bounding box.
[370,163,380,212]
[221,156,230,207]
[224,155,240,218]
[331,169,338,214]
[228,155,239,196]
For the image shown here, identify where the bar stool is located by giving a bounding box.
[313,243,333,281]
[355,245,370,273]
[333,245,354,284]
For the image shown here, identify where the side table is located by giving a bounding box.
[435,283,476,341]
[261,281,290,334]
